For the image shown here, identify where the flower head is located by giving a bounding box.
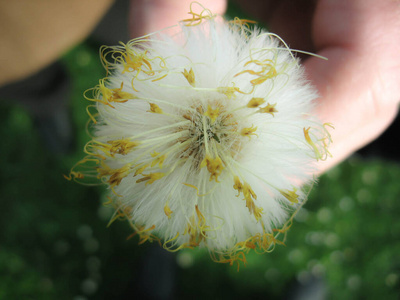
[66,2,332,268]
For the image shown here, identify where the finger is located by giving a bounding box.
[230,0,317,52]
[305,0,400,172]
[0,0,113,86]
[129,0,227,38]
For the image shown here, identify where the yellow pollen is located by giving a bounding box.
[182,68,196,86]
[204,105,220,123]
[136,172,165,185]
[247,97,266,108]
[200,155,224,182]
[258,103,278,116]
[240,125,258,139]
[148,103,163,114]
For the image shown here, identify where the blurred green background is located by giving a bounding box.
[1,2,400,300]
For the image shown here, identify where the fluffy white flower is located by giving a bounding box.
[67,3,332,266]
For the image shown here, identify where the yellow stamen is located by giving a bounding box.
[240,125,258,139]
[108,139,140,156]
[134,163,149,176]
[182,68,196,86]
[228,17,257,27]
[127,224,159,245]
[217,86,241,99]
[233,176,243,197]
[280,187,299,204]
[303,127,323,161]
[200,155,224,182]
[184,205,209,247]
[136,172,165,185]
[63,171,84,181]
[97,163,131,188]
[150,152,166,168]
[164,202,173,219]
[235,59,278,86]
[181,2,215,26]
[243,182,262,219]
[247,97,266,108]
[148,103,163,114]
[85,80,135,108]
[204,105,220,123]
[258,103,278,116]
[122,50,153,75]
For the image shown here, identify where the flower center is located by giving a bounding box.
[178,102,239,170]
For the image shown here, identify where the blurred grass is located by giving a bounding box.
[1,17,400,300]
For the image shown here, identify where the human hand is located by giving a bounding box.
[212,0,400,173]
[132,0,400,173]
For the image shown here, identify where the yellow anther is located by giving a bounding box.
[108,139,140,156]
[107,82,135,103]
[217,86,241,99]
[97,163,131,188]
[280,187,299,204]
[136,172,165,185]
[151,152,166,168]
[258,103,278,116]
[107,166,130,187]
[233,176,243,197]
[247,97,266,108]
[182,68,196,86]
[235,59,278,86]
[164,202,173,219]
[240,125,258,139]
[244,184,255,199]
[134,163,149,176]
[127,224,159,245]
[200,155,224,182]
[243,182,258,214]
[86,80,135,108]
[204,105,220,123]
[148,103,163,114]
[122,50,153,75]
[184,205,209,248]
[253,207,263,221]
